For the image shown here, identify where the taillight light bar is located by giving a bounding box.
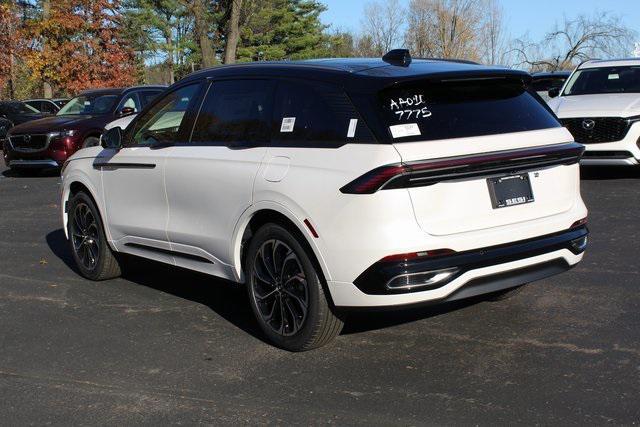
[340,142,585,194]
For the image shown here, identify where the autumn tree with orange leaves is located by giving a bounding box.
[26,0,139,95]
[0,2,23,98]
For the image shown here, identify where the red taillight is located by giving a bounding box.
[380,248,456,263]
[340,143,585,194]
[340,164,407,194]
[571,217,588,229]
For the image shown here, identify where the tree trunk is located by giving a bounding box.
[42,0,52,98]
[193,0,215,68]
[223,0,242,64]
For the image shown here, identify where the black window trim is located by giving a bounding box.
[122,81,206,149]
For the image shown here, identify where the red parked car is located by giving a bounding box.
[3,86,165,171]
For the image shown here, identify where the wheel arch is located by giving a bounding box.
[62,173,106,241]
[231,203,331,284]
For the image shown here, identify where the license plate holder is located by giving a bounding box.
[487,173,534,209]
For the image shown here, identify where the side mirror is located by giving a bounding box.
[101,127,123,150]
[119,106,136,117]
[548,87,560,98]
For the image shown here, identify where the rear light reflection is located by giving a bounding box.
[380,248,455,263]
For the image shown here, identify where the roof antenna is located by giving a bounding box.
[382,49,412,67]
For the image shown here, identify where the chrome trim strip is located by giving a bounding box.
[580,158,639,166]
[9,159,59,168]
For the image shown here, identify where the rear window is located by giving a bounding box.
[379,78,560,142]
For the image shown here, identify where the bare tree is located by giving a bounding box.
[361,0,405,56]
[480,0,509,65]
[510,12,636,71]
[224,0,243,64]
[404,0,488,61]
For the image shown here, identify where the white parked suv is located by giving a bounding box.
[548,58,640,165]
[60,51,588,351]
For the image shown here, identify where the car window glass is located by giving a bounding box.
[272,80,374,147]
[129,84,200,146]
[139,90,163,108]
[58,95,118,115]
[564,66,640,95]
[379,78,560,142]
[191,80,274,145]
[120,95,139,112]
[41,101,58,114]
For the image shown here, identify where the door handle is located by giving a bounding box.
[93,162,156,170]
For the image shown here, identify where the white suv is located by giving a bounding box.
[61,52,588,351]
[548,58,640,165]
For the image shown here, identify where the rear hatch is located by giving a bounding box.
[378,75,580,236]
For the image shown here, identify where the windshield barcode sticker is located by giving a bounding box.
[280,117,296,133]
[347,119,358,138]
[389,123,421,139]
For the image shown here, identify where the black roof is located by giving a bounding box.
[178,58,531,92]
[78,85,167,97]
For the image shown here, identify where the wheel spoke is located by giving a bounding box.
[281,286,308,318]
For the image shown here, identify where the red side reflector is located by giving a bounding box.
[304,219,319,238]
[571,217,588,229]
[380,248,455,263]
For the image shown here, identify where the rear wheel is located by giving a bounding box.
[487,284,526,301]
[67,191,121,280]
[246,223,343,351]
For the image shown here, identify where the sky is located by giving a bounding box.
[320,0,640,43]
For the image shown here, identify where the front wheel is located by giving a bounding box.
[67,191,121,280]
[246,224,343,351]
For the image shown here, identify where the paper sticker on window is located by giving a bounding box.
[608,74,620,80]
[280,117,296,133]
[347,119,358,138]
[389,123,421,139]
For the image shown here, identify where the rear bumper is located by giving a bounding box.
[328,226,587,308]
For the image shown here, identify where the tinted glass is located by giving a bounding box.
[272,80,375,146]
[118,93,141,113]
[531,77,567,92]
[139,90,163,108]
[129,84,200,146]
[563,66,640,95]
[0,102,39,114]
[41,101,59,114]
[57,94,119,115]
[379,78,560,142]
[191,80,274,145]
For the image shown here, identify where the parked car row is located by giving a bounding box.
[2,86,165,170]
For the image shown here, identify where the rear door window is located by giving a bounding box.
[139,90,164,108]
[379,78,560,142]
[191,79,275,146]
[272,79,375,147]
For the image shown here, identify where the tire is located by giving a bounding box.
[82,137,100,148]
[245,223,343,351]
[67,191,121,280]
[486,284,526,301]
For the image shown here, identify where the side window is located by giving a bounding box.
[191,80,274,145]
[139,90,163,108]
[127,84,201,146]
[272,80,375,147]
[41,101,57,114]
[25,101,40,112]
[118,93,141,113]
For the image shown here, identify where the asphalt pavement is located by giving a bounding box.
[0,161,639,425]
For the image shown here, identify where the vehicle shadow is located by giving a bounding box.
[581,165,640,180]
[46,228,484,341]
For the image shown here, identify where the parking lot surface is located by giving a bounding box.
[0,162,639,425]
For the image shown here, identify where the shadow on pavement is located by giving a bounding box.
[46,228,481,341]
[580,165,640,180]
[2,168,60,178]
